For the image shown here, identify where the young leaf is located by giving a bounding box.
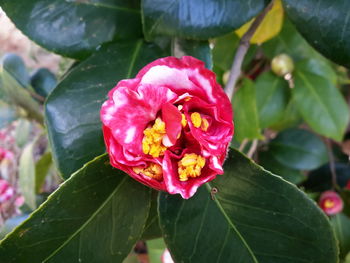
[45,40,165,178]
[233,78,262,142]
[0,154,151,263]
[293,65,349,141]
[269,128,328,170]
[0,0,142,59]
[142,0,269,40]
[159,148,338,262]
[31,68,57,98]
[35,152,53,193]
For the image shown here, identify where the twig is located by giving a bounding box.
[238,138,248,152]
[247,139,258,158]
[225,1,274,101]
[325,138,338,189]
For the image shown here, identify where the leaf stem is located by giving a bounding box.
[225,0,274,101]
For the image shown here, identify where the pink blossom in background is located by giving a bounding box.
[318,190,343,216]
[101,56,234,199]
[0,147,14,162]
[161,249,174,263]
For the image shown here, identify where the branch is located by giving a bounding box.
[225,1,274,100]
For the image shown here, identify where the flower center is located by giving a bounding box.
[142,118,167,157]
[190,112,209,131]
[178,153,206,181]
[133,163,163,180]
[324,199,335,209]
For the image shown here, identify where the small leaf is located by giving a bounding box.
[14,119,32,148]
[35,152,53,193]
[0,0,142,59]
[236,0,284,44]
[31,68,57,98]
[142,0,269,40]
[233,78,262,142]
[0,154,151,263]
[45,40,165,178]
[269,128,328,170]
[1,54,30,88]
[0,101,17,129]
[18,141,36,210]
[255,72,289,128]
[293,63,349,141]
[283,0,350,67]
[159,148,338,262]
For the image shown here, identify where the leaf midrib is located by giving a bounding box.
[42,176,128,262]
[205,183,259,263]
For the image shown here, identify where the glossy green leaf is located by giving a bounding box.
[269,128,328,170]
[142,0,269,40]
[269,98,301,131]
[0,0,142,59]
[0,154,151,263]
[259,151,305,184]
[45,40,165,178]
[255,72,289,128]
[18,141,36,210]
[31,68,57,98]
[1,53,30,88]
[141,190,162,240]
[331,213,350,259]
[35,152,53,193]
[173,39,212,69]
[233,78,262,142]
[159,148,338,262]
[283,0,350,67]
[293,63,349,141]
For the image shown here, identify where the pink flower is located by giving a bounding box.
[318,191,343,216]
[101,56,233,199]
[0,147,14,162]
[161,249,174,263]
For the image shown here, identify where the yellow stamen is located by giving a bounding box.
[191,112,202,128]
[142,118,167,157]
[133,163,163,180]
[201,118,209,131]
[178,153,206,181]
[324,199,335,209]
[181,114,187,128]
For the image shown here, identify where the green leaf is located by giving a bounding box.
[31,68,57,98]
[331,213,350,259]
[18,141,36,210]
[259,151,305,184]
[14,119,32,148]
[269,128,328,170]
[173,39,212,69]
[159,148,338,262]
[35,152,53,193]
[0,0,142,59]
[283,0,350,67]
[255,72,289,128]
[293,63,349,141]
[142,0,269,40]
[269,98,301,131]
[0,154,151,263]
[45,40,165,178]
[141,191,162,240]
[0,101,17,129]
[0,63,43,123]
[147,238,166,263]
[233,78,262,142]
[1,54,30,88]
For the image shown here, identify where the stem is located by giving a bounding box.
[247,139,259,158]
[225,1,274,100]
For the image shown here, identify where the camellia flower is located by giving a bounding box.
[318,191,343,216]
[101,56,233,199]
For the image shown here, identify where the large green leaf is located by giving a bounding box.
[331,213,350,259]
[159,148,338,262]
[0,0,142,59]
[45,40,165,178]
[293,63,349,141]
[142,0,270,40]
[269,128,328,171]
[0,154,151,263]
[255,72,289,128]
[233,78,262,142]
[283,0,350,67]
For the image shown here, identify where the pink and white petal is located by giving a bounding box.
[161,103,182,145]
[101,84,178,154]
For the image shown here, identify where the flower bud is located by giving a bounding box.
[271,54,294,77]
[318,191,343,216]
